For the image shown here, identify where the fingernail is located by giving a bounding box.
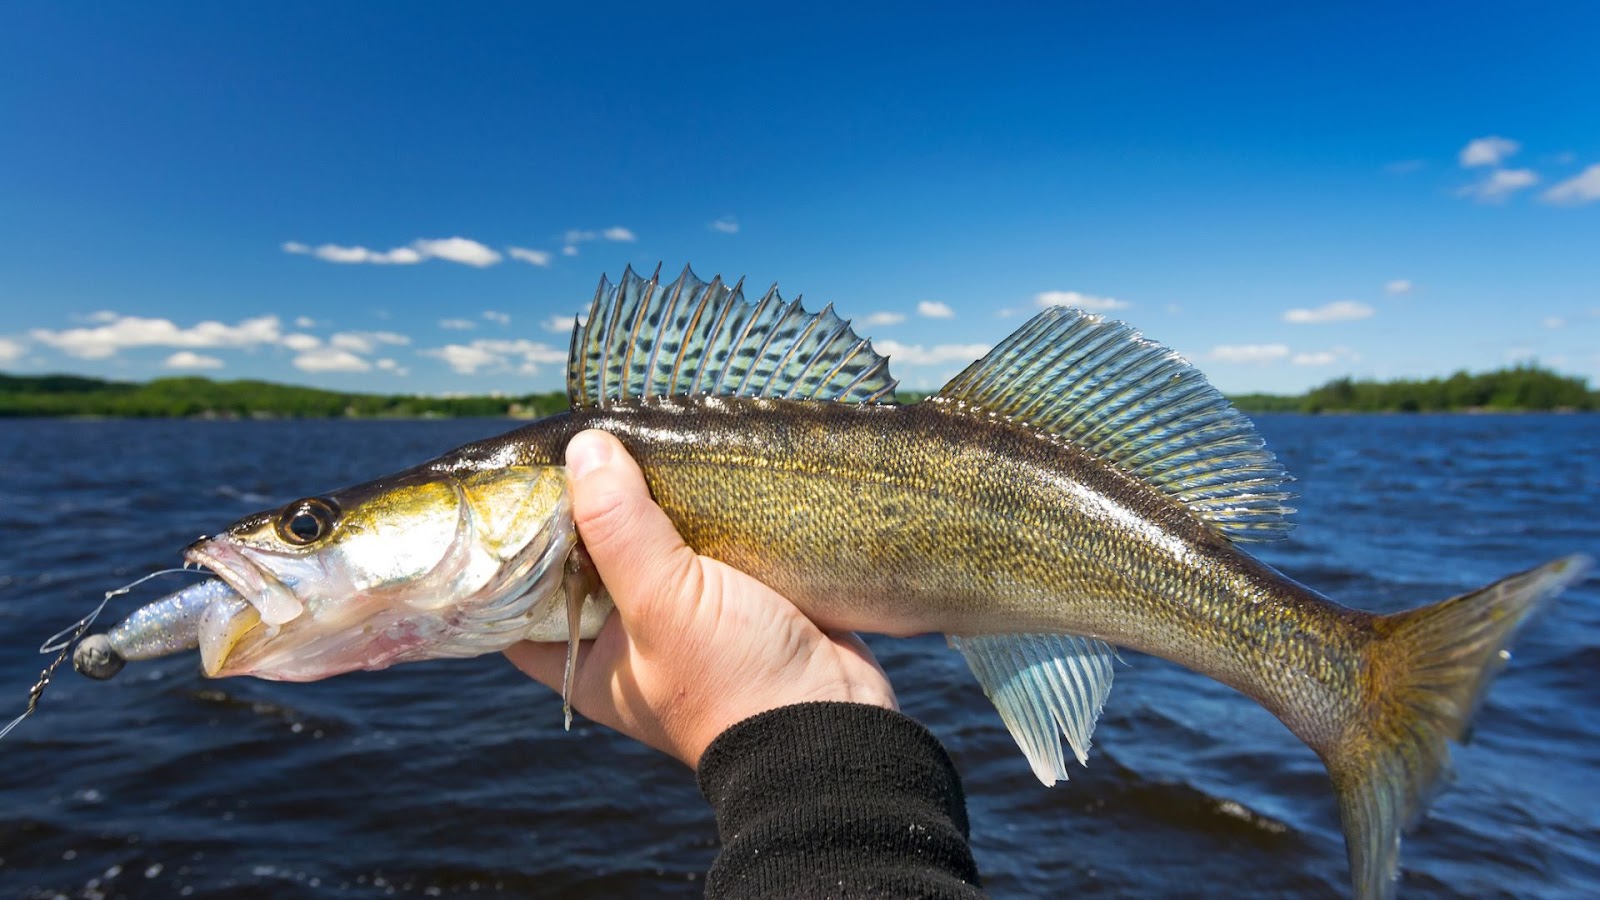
[565,430,612,480]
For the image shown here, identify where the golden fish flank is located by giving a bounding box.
[82,264,1590,900]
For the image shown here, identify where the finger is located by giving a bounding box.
[565,430,701,633]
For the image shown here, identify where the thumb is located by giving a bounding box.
[565,429,700,640]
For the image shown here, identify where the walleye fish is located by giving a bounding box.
[77,265,1589,899]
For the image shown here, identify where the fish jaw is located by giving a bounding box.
[185,538,309,626]
[198,593,259,677]
[197,593,446,681]
[183,539,473,680]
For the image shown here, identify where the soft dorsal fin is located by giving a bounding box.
[567,265,898,408]
[936,306,1294,541]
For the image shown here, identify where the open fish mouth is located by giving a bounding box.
[182,542,292,677]
[178,543,408,681]
[185,540,306,627]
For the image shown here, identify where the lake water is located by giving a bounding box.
[1,415,1596,898]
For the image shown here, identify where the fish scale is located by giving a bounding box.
[485,395,1362,722]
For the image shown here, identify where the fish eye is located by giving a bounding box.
[275,497,339,546]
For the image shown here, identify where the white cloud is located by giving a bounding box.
[27,312,420,369]
[541,315,578,333]
[425,344,497,375]
[284,236,500,267]
[330,330,410,354]
[1283,300,1374,324]
[423,339,567,375]
[293,348,371,373]
[483,310,511,326]
[875,340,990,366]
[289,242,424,265]
[1291,346,1357,366]
[1542,164,1600,205]
[163,350,224,370]
[344,245,416,264]
[1384,279,1413,295]
[1459,168,1539,202]
[916,300,955,319]
[1460,136,1520,168]
[560,227,636,256]
[508,246,552,266]
[380,247,426,264]
[0,337,24,364]
[375,358,409,376]
[293,316,317,329]
[30,314,282,359]
[411,237,501,267]
[1035,290,1129,311]
[710,217,740,234]
[439,318,476,330]
[1291,351,1338,366]
[1543,316,1566,329]
[863,312,906,327]
[1207,344,1290,364]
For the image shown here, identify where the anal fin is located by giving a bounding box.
[949,632,1118,785]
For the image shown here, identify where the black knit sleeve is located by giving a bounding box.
[695,702,985,899]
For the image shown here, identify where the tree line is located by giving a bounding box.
[1,364,1594,418]
[0,374,570,419]
[1228,364,1596,413]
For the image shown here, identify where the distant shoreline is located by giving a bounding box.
[0,373,570,420]
[1237,406,1592,415]
[3,366,1594,418]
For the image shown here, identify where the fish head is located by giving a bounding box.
[185,464,575,680]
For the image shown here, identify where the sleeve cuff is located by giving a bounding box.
[696,702,982,898]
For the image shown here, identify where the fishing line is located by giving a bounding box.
[1,567,207,741]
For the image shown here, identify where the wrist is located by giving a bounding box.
[686,681,896,766]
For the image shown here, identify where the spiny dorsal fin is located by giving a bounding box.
[567,265,898,408]
[936,306,1295,542]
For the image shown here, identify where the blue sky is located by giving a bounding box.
[2,2,1597,396]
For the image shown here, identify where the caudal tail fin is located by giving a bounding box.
[1327,554,1591,900]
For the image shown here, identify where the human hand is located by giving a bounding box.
[504,429,897,768]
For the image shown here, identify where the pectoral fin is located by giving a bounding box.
[949,632,1118,785]
[561,547,600,731]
